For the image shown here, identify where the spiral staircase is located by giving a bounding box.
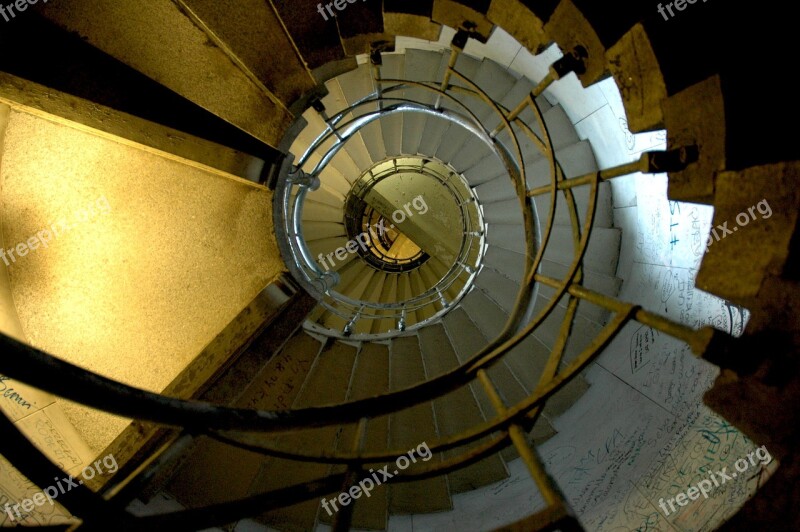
[0,1,797,532]
[158,45,622,530]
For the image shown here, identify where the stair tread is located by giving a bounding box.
[166,334,322,509]
[450,73,545,169]
[526,139,598,188]
[388,336,451,514]
[307,237,356,274]
[319,343,390,530]
[303,111,362,182]
[418,115,451,158]
[303,199,345,223]
[450,137,495,172]
[426,257,466,303]
[442,308,525,462]
[253,341,358,531]
[460,289,588,431]
[303,221,346,240]
[380,54,405,156]
[474,173,517,204]
[418,324,509,494]
[541,105,581,150]
[532,181,613,229]
[338,63,387,162]
[483,197,525,225]
[376,274,400,334]
[483,245,528,284]
[435,54,484,162]
[402,49,445,155]
[543,225,622,277]
[474,268,520,315]
[474,59,518,107]
[487,222,526,254]
[306,184,346,208]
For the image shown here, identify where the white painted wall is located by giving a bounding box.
[373,36,774,532]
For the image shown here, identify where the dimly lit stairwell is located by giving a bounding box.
[259,39,616,528]
[0,0,796,531]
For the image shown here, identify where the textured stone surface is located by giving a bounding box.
[384,12,442,42]
[545,0,606,85]
[271,0,349,70]
[696,163,799,301]
[177,0,316,106]
[486,0,548,53]
[36,0,293,147]
[606,23,667,133]
[0,108,283,453]
[433,0,494,38]
[663,75,726,204]
[0,73,266,182]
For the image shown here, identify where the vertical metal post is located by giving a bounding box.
[331,418,368,532]
[476,370,583,529]
[434,47,460,110]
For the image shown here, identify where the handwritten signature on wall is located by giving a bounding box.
[0,375,33,410]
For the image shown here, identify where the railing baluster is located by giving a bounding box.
[320,110,344,142]
[103,432,195,506]
[435,46,461,110]
[535,276,714,353]
[476,370,583,530]
[332,418,368,532]
[527,148,698,197]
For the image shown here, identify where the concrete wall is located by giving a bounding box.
[366,35,778,532]
[0,99,285,525]
[380,165,775,532]
[0,103,93,526]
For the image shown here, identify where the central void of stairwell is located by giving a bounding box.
[294,155,487,338]
[341,157,479,277]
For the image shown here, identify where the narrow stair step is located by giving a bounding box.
[388,336,451,514]
[254,340,358,531]
[418,323,509,493]
[319,342,390,530]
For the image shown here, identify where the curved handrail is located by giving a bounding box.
[0,40,712,532]
[308,157,483,335]
[276,77,535,337]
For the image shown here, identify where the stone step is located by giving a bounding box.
[418,323,509,493]
[388,336,451,514]
[319,342,391,530]
[253,340,358,530]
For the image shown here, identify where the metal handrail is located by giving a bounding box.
[0,36,711,531]
[274,54,532,330]
[282,125,486,334]
[311,157,484,331]
[277,74,534,337]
